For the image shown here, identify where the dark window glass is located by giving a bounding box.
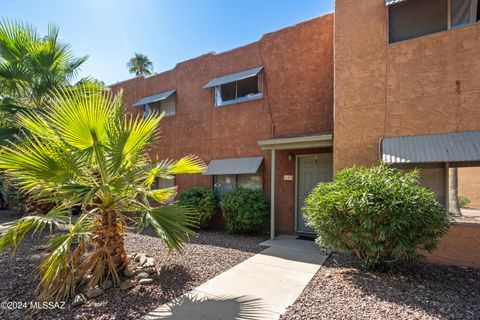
[451,0,479,28]
[389,0,448,43]
[236,76,259,98]
[220,82,236,101]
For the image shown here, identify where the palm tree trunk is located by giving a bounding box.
[95,209,128,269]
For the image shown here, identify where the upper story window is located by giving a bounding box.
[144,95,175,117]
[203,66,264,107]
[132,89,176,117]
[388,0,479,44]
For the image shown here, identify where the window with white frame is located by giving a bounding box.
[144,94,176,117]
[389,0,479,44]
[214,72,263,107]
[213,172,262,199]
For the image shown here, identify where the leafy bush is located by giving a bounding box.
[179,187,216,226]
[458,196,471,208]
[304,163,450,270]
[221,187,269,234]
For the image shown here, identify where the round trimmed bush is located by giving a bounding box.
[178,187,216,227]
[220,187,269,234]
[304,163,450,269]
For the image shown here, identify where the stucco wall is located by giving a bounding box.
[424,223,480,268]
[334,0,480,171]
[334,0,480,267]
[111,14,334,234]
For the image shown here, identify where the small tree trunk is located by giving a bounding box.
[449,167,461,216]
[95,209,128,269]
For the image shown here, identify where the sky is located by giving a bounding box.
[2,0,334,85]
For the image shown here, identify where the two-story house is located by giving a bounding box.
[112,0,480,268]
[111,14,334,237]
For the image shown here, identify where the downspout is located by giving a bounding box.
[270,148,276,240]
[258,40,275,138]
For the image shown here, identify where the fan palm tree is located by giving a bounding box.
[127,53,153,76]
[0,19,90,143]
[0,85,205,302]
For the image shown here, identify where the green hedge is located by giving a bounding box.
[304,163,450,270]
[220,187,269,234]
[178,187,216,227]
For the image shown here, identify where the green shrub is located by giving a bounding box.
[304,163,450,270]
[458,195,471,208]
[221,187,269,234]
[179,187,216,226]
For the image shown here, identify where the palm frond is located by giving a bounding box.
[0,205,69,254]
[137,205,198,251]
[147,186,177,203]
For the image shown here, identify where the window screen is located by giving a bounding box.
[237,173,262,190]
[451,0,479,28]
[144,94,176,117]
[389,0,448,43]
[236,76,259,98]
[213,175,236,198]
[213,172,263,198]
[215,73,262,106]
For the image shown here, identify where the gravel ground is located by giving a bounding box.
[0,212,265,320]
[281,253,480,320]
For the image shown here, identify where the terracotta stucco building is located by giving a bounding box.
[112,0,480,268]
[111,14,335,236]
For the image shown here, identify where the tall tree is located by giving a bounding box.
[127,53,153,76]
[0,86,205,302]
[0,19,90,143]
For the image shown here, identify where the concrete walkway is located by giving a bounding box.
[142,235,328,320]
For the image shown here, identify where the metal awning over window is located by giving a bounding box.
[381,131,480,164]
[203,66,263,88]
[203,157,263,175]
[385,0,408,5]
[132,89,176,107]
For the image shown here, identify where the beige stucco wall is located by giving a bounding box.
[334,0,480,171]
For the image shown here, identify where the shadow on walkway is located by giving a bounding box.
[143,292,276,320]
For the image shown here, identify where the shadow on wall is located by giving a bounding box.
[143,292,274,320]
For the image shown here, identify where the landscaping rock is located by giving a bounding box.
[142,266,157,274]
[138,278,154,285]
[124,267,135,277]
[143,257,155,267]
[136,272,149,280]
[71,294,87,307]
[134,253,144,262]
[102,279,113,290]
[120,279,134,291]
[139,255,148,266]
[0,226,265,320]
[85,287,103,299]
